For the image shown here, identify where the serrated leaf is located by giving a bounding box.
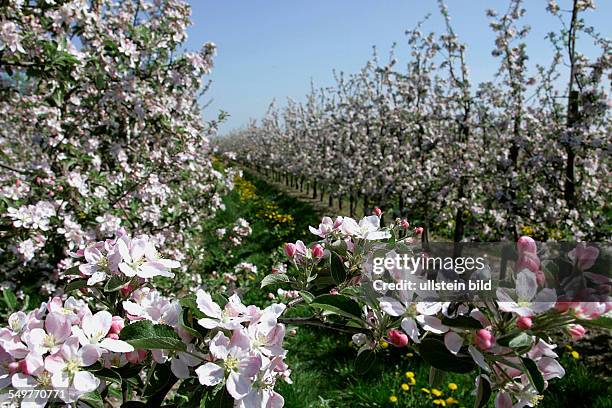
[120,320,185,351]
[354,349,376,375]
[521,357,545,393]
[260,273,290,288]
[311,294,362,320]
[330,253,347,285]
[418,338,475,374]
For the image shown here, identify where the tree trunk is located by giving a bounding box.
[363,195,369,217]
[313,180,317,199]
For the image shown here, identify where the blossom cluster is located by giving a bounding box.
[269,213,611,408]
[0,228,290,407]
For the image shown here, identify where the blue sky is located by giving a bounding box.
[183,1,611,134]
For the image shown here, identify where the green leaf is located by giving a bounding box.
[212,293,229,308]
[508,332,533,349]
[91,367,122,385]
[260,273,290,288]
[202,386,234,408]
[104,275,129,292]
[330,253,347,285]
[521,357,545,393]
[311,294,362,320]
[441,315,483,329]
[299,290,315,304]
[3,289,17,310]
[120,320,186,351]
[65,278,88,293]
[577,317,612,330]
[116,363,144,380]
[429,367,446,388]
[143,362,174,397]
[78,391,104,408]
[474,375,492,408]
[179,296,205,319]
[418,338,476,374]
[354,349,376,375]
[179,308,202,338]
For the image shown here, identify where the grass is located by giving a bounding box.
[201,168,612,408]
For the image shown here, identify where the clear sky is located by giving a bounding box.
[183,1,611,134]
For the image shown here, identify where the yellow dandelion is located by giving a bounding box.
[431,388,443,397]
[571,350,580,359]
[389,395,398,403]
[448,383,458,391]
[408,377,416,385]
[405,371,415,379]
[406,352,414,358]
[433,399,447,406]
[401,383,410,391]
[381,341,389,349]
[421,388,430,394]
[445,397,459,405]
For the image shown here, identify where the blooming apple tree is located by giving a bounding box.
[216,0,610,242]
[0,0,234,302]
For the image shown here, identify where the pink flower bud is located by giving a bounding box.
[414,227,424,235]
[271,267,279,274]
[106,333,119,340]
[329,288,339,295]
[121,283,136,297]
[373,207,382,217]
[267,293,275,300]
[126,349,148,364]
[388,329,409,348]
[516,252,540,274]
[568,324,586,341]
[517,236,537,255]
[8,362,20,374]
[284,243,297,258]
[474,329,493,350]
[110,316,125,334]
[333,217,343,228]
[401,219,410,229]
[516,316,532,330]
[312,244,324,258]
[18,359,30,375]
[289,329,297,336]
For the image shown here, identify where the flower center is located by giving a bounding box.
[225,356,239,372]
[43,334,56,348]
[66,359,80,375]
